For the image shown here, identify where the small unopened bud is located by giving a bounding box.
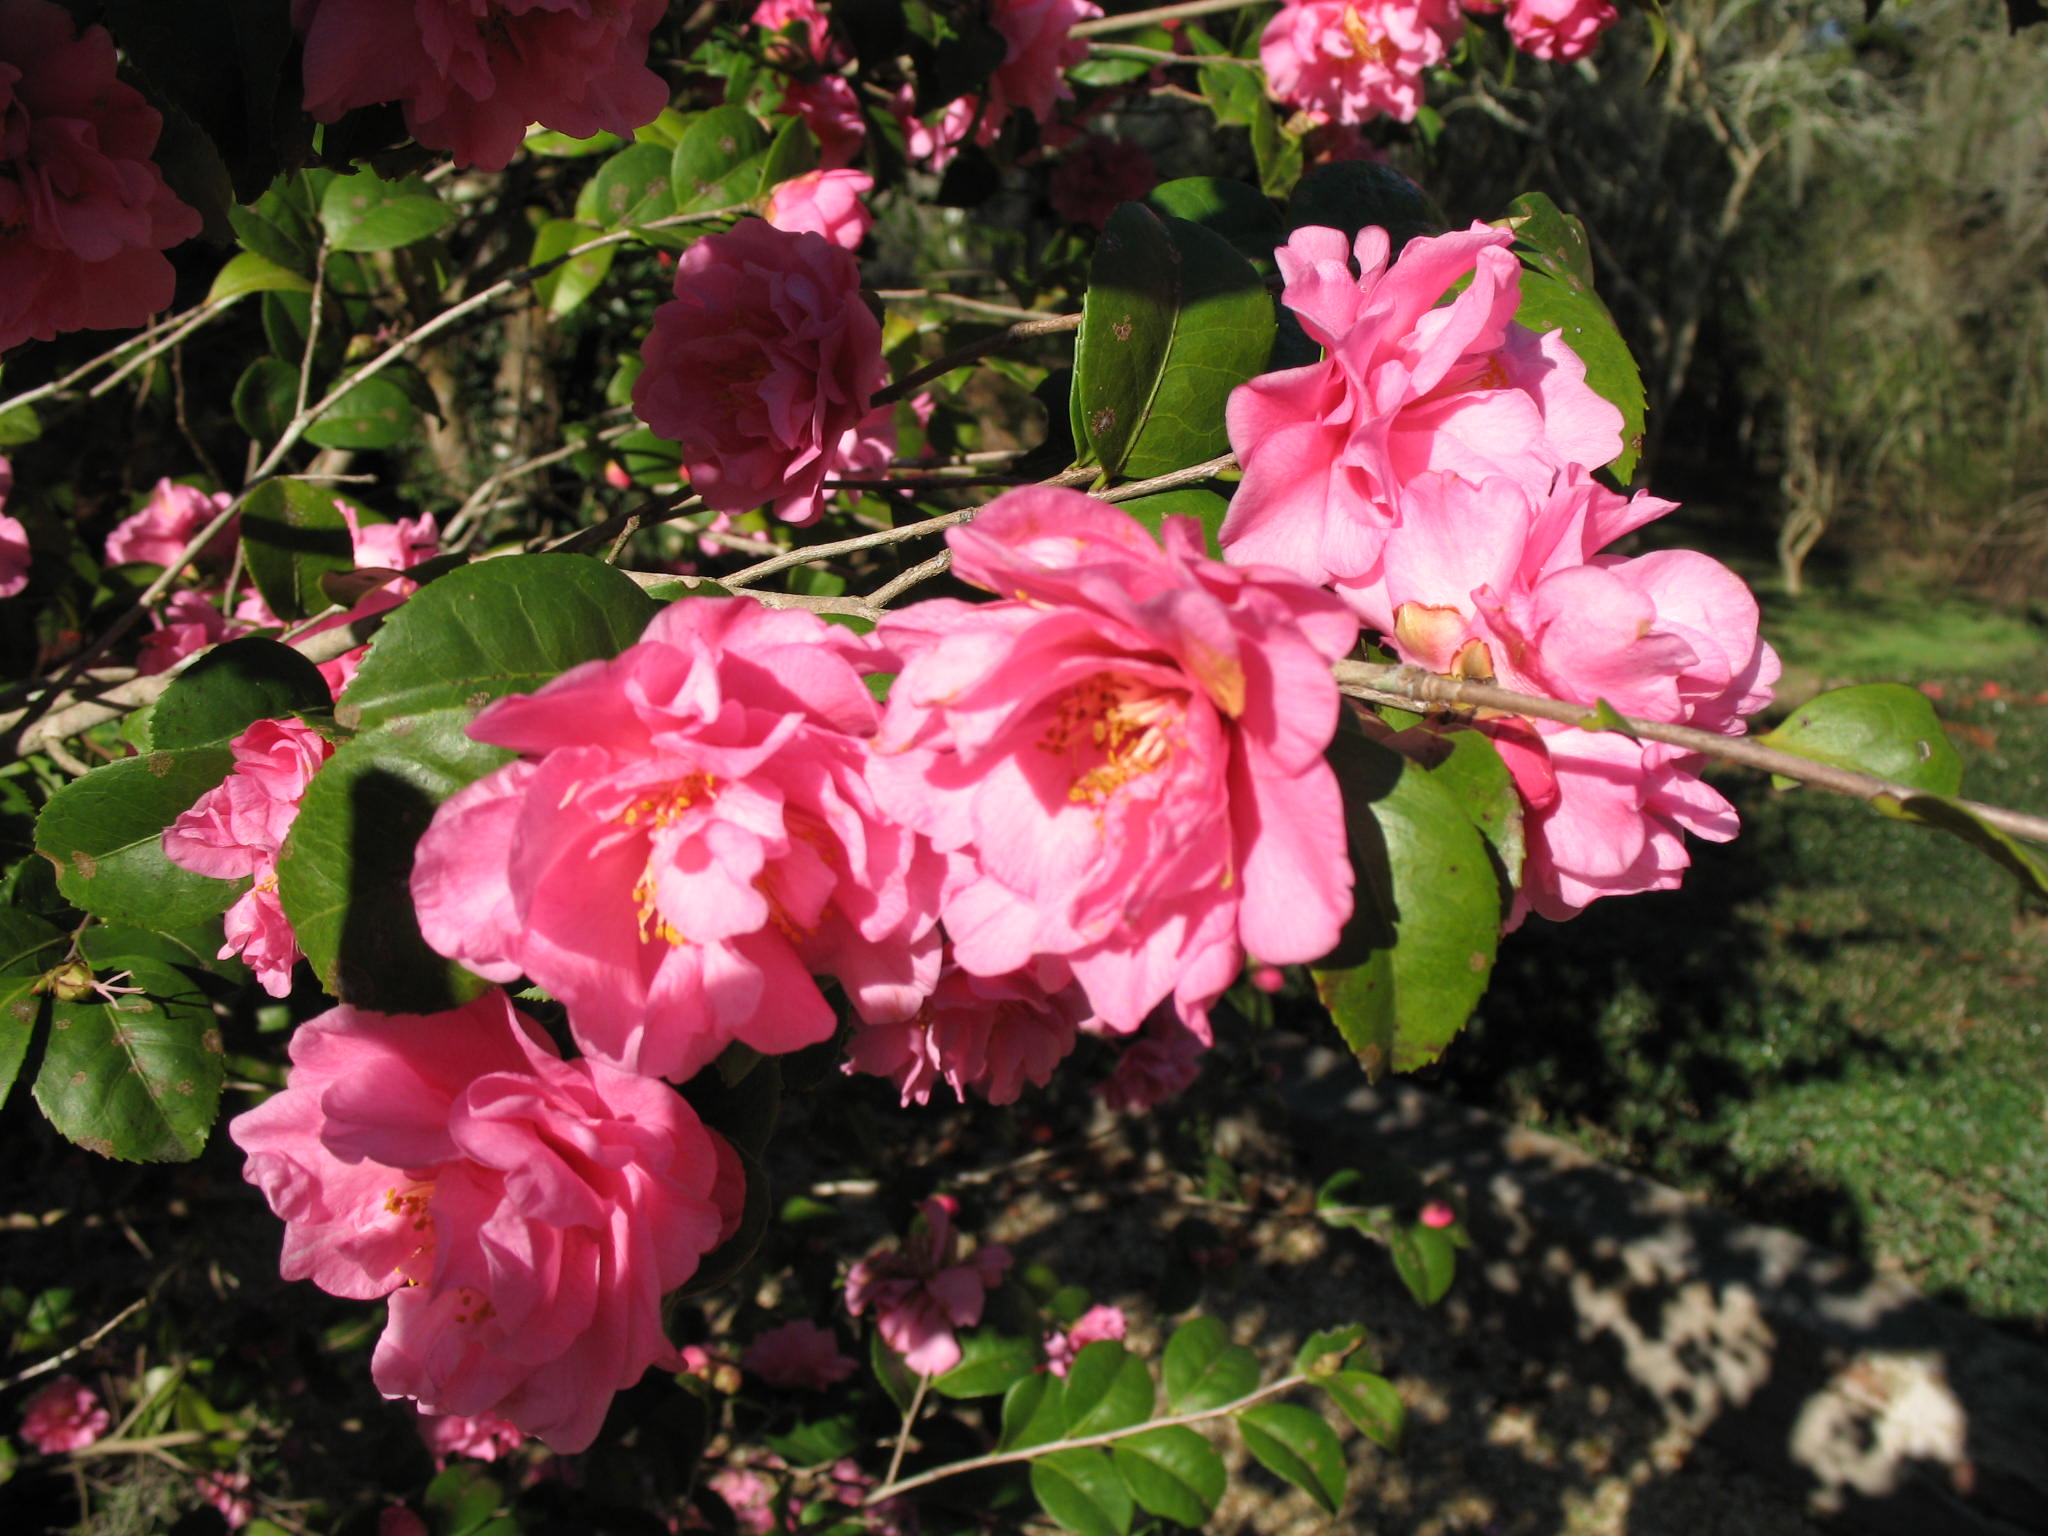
[603,460,632,490]
[1249,965,1284,994]
[1419,1200,1456,1230]
[38,962,95,1002]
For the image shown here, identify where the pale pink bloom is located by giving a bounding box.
[777,74,866,168]
[1503,0,1619,61]
[871,488,1359,1035]
[293,0,670,172]
[889,89,977,171]
[18,1374,109,1453]
[1043,1304,1126,1377]
[137,590,249,677]
[708,1463,785,1535]
[1097,1010,1205,1111]
[742,1320,857,1390]
[845,1196,1012,1377]
[230,990,741,1452]
[764,168,874,251]
[0,454,26,598]
[0,0,203,355]
[1048,137,1156,228]
[418,1407,527,1466]
[194,1470,253,1530]
[752,3,863,168]
[411,598,944,1084]
[1347,469,1778,920]
[844,955,1089,1107]
[633,219,886,527]
[1259,0,1463,126]
[163,717,334,997]
[104,479,236,569]
[1222,222,1623,591]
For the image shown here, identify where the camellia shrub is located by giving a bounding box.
[1,0,2043,1530]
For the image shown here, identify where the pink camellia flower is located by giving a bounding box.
[0,454,27,599]
[1048,137,1157,229]
[1259,0,1464,126]
[418,1407,527,1466]
[742,1320,857,1391]
[230,989,742,1452]
[754,0,866,169]
[163,717,334,996]
[764,169,874,251]
[845,1196,1012,1377]
[294,0,670,172]
[985,0,1103,130]
[870,487,1359,1036]
[411,598,943,1084]
[0,0,203,355]
[633,219,886,526]
[136,590,251,677]
[104,479,237,570]
[1043,1304,1126,1377]
[239,504,441,694]
[1223,221,1623,593]
[844,954,1090,1107]
[1419,1199,1456,1229]
[194,1470,254,1530]
[1502,0,1619,61]
[1346,468,1779,919]
[18,1374,110,1453]
[1097,1009,1206,1111]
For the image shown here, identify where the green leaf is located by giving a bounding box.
[766,1415,859,1467]
[319,172,455,253]
[1116,488,1229,558]
[276,710,511,1012]
[1249,93,1304,201]
[0,910,65,1110]
[1759,683,1963,794]
[1381,726,1525,899]
[1236,1403,1346,1514]
[868,1329,918,1413]
[231,356,299,444]
[1030,1448,1133,1536]
[592,141,680,231]
[1144,177,1284,269]
[1875,793,2048,905]
[1197,59,1264,128]
[33,954,223,1162]
[336,554,660,732]
[1161,1316,1259,1413]
[1285,162,1443,251]
[999,1371,1065,1451]
[1072,203,1275,481]
[304,372,420,450]
[1059,1341,1154,1436]
[207,250,313,303]
[1113,1425,1226,1527]
[1386,1221,1458,1307]
[241,477,355,623]
[755,115,820,196]
[86,920,246,987]
[931,1328,1039,1400]
[34,751,241,928]
[1294,1324,1368,1379]
[1313,728,1501,1078]
[1323,1369,1405,1451]
[530,219,616,318]
[669,107,769,214]
[0,399,40,447]
[151,638,334,751]
[1500,191,1595,290]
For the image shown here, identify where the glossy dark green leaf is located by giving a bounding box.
[1000,1371,1065,1451]
[1059,1341,1154,1436]
[231,355,299,444]
[303,373,420,450]
[932,1328,1039,1400]
[275,710,510,1012]
[1113,1425,1226,1527]
[207,251,313,304]
[765,1415,858,1467]
[1313,728,1501,1079]
[33,954,223,1162]
[530,219,616,317]
[1383,725,1525,897]
[0,910,65,1110]
[1144,177,1283,269]
[1236,1403,1346,1514]
[755,116,820,195]
[241,477,355,622]
[318,171,455,253]
[1386,1221,1458,1307]
[669,107,769,214]
[1030,1448,1133,1536]
[1161,1315,1260,1413]
[1115,488,1229,557]
[336,554,660,731]
[1285,162,1443,252]
[1293,1323,1369,1379]
[593,142,680,230]
[1072,203,1274,480]
[150,638,334,751]
[1323,1369,1405,1451]
[85,921,246,987]
[1876,793,2048,905]
[1760,683,1963,794]
[34,751,241,928]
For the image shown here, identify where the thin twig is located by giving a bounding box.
[87,299,237,402]
[0,298,232,419]
[873,290,1064,324]
[864,551,953,608]
[0,1298,147,1391]
[884,1373,934,1493]
[1069,0,1260,37]
[291,241,330,426]
[873,313,1081,409]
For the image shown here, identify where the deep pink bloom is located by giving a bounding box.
[742,1320,857,1390]
[380,1510,431,1536]
[0,0,202,355]
[1346,469,1778,919]
[633,219,886,526]
[293,0,671,172]
[871,488,1359,1035]
[1043,1304,1126,1377]
[1419,1199,1456,1229]
[844,954,1090,1107]
[0,454,25,598]
[418,1407,527,1465]
[1259,0,1463,126]
[239,504,441,693]
[845,1197,1012,1377]
[104,479,236,570]
[163,717,334,997]
[411,598,944,1084]
[18,1374,110,1453]
[230,990,740,1452]
[195,1470,253,1529]
[1503,0,1619,60]
[764,168,874,251]
[1048,137,1156,228]
[1224,222,1624,592]
[754,0,866,168]
[136,590,250,677]
[1097,1009,1206,1111]
[985,0,1102,131]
